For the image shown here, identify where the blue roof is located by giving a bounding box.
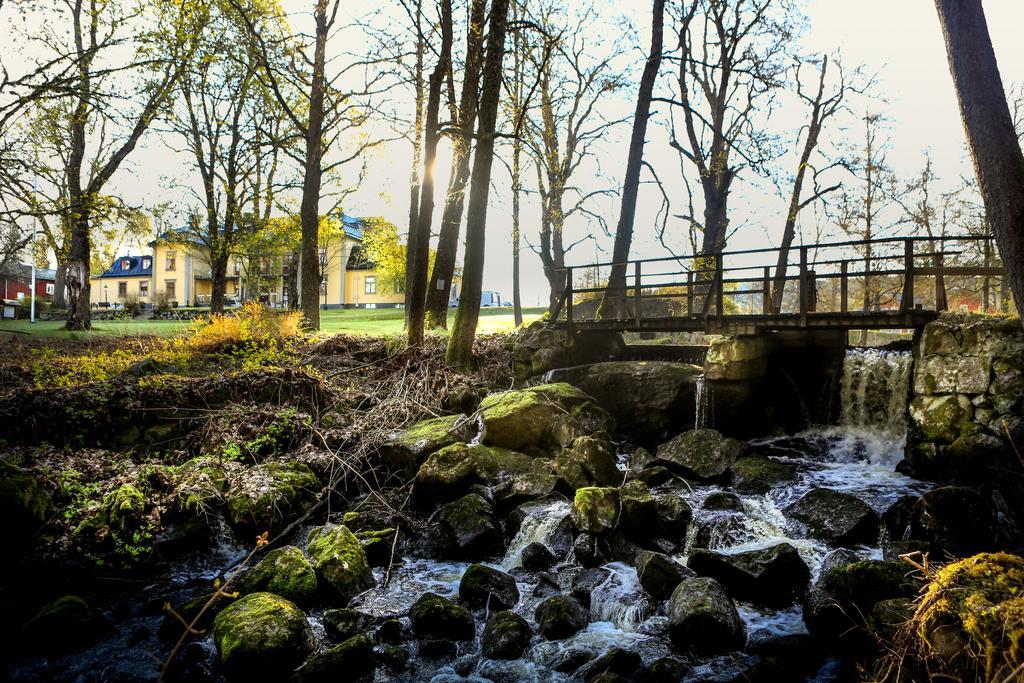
[341,214,365,240]
[96,255,152,278]
[150,214,367,246]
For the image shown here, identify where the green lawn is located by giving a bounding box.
[0,306,545,340]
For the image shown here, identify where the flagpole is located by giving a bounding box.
[30,175,38,324]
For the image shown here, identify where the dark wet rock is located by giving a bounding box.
[606,531,645,565]
[577,647,643,681]
[418,637,457,657]
[236,545,318,606]
[533,573,562,599]
[785,488,880,546]
[409,592,475,641]
[496,473,562,512]
[637,465,674,487]
[867,597,915,642]
[687,542,810,607]
[747,633,823,677]
[295,634,374,682]
[535,595,588,640]
[655,429,746,480]
[572,567,611,608]
[882,494,920,539]
[619,480,659,540]
[432,493,503,560]
[162,641,216,683]
[521,542,558,571]
[574,532,611,567]
[640,656,690,682]
[571,487,621,534]
[224,461,320,536]
[1,460,50,544]
[547,646,597,673]
[21,595,105,654]
[511,322,626,381]
[819,548,860,576]
[654,492,692,540]
[729,456,797,494]
[306,524,375,604]
[212,592,315,681]
[636,550,695,600]
[668,576,745,654]
[453,654,479,676]
[702,491,743,511]
[692,510,761,550]
[379,414,476,477]
[909,486,997,557]
[378,644,409,670]
[322,608,378,643]
[481,610,533,660]
[158,591,228,642]
[414,443,551,504]
[479,383,614,452]
[355,527,398,567]
[375,617,404,644]
[459,563,520,611]
[555,435,622,490]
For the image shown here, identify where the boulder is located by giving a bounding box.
[803,560,916,644]
[21,595,103,653]
[913,355,991,395]
[909,394,973,443]
[655,429,746,480]
[572,567,611,608]
[496,472,562,512]
[573,532,611,567]
[618,480,659,540]
[546,361,702,441]
[729,456,797,494]
[355,527,397,567]
[635,550,694,600]
[909,486,997,557]
[1,460,50,544]
[432,493,504,559]
[704,335,776,381]
[306,524,375,604]
[322,608,379,643]
[414,442,551,503]
[459,563,520,611]
[577,647,643,681]
[654,492,692,540]
[687,542,810,608]
[296,634,374,682]
[409,592,475,641]
[642,657,690,682]
[702,491,744,511]
[237,545,318,606]
[212,592,315,681]
[224,462,320,536]
[571,487,621,534]
[785,488,880,546]
[554,435,622,490]
[535,595,588,640]
[511,321,626,380]
[379,414,476,477]
[521,542,557,571]
[668,576,745,654]
[479,383,614,452]
[481,611,533,660]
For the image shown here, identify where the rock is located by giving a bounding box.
[237,546,318,606]
[882,495,919,540]
[414,442,551,504]
[212,592,315,681]
[355,527,397,567]
[0,460,50,543]
[803,560,916,643]
[654,492,692,540]
[322,608,378,643]
[618,480,659,540]
[818,548,860,577]
[162,641,215,683]
[635,550,694,600]
[913,355,991,395]
[479,383,614,452]
[641,657,690,682]
[572,567,611,608]
[521,542,557,571]
[21,595,103,653]
[919,320,960,355]
[571,487,621,534]
[867,597,915,643]
[379,414,476,477]
[296,634,374,682]
[909,486,997,557]
[704,335,776,381]
[577,647,643,681]
[909,394,973,443]
[960,316,1024,357]
[655,429,746,480]
[306,524,375,604]
[496,473,562,512]
[687,542,810,607]
[224,462,320,535]
[668,576,745,654]
[637,465,673,487]
[376,617,404,644]
[459,564,520,611]
[378,644,409,670]
[546,361,703,442]
[573,533,611,567]
[481,611,533,660]
[547,646,598,673]
[785,488,880,546]
[511,321,626,380]
[535,595,587,640]
[433,493,503,559]
[409,592,475,641]
[554,435,622,490]
[702,491,744,511]
[729,456,797,494]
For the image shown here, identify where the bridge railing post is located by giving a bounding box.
[687,271,694,317]
[633,261,642,326]
[799,246,808,326]
[901,238,914,312]
[715,254,724,317]
[565,267,573,324]
[840,260,848,314]
[762,266,770,314]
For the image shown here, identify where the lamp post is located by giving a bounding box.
[103,284,108,304]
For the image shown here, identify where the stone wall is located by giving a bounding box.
[907,315,1024,477]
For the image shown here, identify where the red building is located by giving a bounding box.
[0,263,57,300]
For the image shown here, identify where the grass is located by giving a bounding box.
[0,306,546,340]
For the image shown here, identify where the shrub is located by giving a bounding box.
[154,291,172,313]
[184,301,303,356]
[122,293,142,317]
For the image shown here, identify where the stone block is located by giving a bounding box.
[909,394,973,443]
[913,355,991,395]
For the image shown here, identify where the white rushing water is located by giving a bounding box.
[502,499,571,569]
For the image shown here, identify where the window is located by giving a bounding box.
[166,251,176,272]
[118,281,128,297]
[165,280,176,299]
[139,281,149,297]
[233,258,242,276]
[121,258,131,271]
[364,276,377,294]
[142,258,151,270]
[46,283,54,295]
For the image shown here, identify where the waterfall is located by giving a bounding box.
[588,562,653,631]
[502,499,571,569]
[832,348,913,465]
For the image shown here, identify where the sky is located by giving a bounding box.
[6,0,1024,307]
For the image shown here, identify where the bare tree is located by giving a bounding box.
[598,0,665,319]
[934,0,1024,312]
[403,0,426,316]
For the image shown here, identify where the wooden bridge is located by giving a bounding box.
[550,235,1005,335]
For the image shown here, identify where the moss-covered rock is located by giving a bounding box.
[655,429,746,480]
[379,414,476,477]
[0,460,50,543]
[636,550,694,600]
[409,591,475,640]
[618,479,658,539]
[668,576,745,654]
[909,486,997,557]
[729,456,797,494]
[432,493,503,560]
[322,607,378,643]
[306,524,375,604]
[212,592,314,681]
[688,542,810,608]
[224,462,320,536]
[571,487,620,534]
[479,383,613,452]
[355,527,397,567]
[459,563,520,611]
[237,545,318,606]
[535,595,587,640]
[909,394,973,443]
[785,488,880,546]
[21,595,104,653]
[170,457,229,514]
[295,633,374,682]
[414,442,551,503]
[554,435,621,490]
[481,610,533,660]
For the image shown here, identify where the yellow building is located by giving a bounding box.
[90,255,154,306]
[150,236,243,306]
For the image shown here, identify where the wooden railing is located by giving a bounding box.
[550,235,1004,328]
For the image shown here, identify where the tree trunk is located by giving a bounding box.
[407,0,453,346]
[935,0,1024,311]
[65,212,91,330]
[446,0,511,369]
[405,0,425,319]
[425,0,488,329]
[53,262,67,309]
[599,0,664,320]
[512,133,523,327]
[210,252,229,314]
